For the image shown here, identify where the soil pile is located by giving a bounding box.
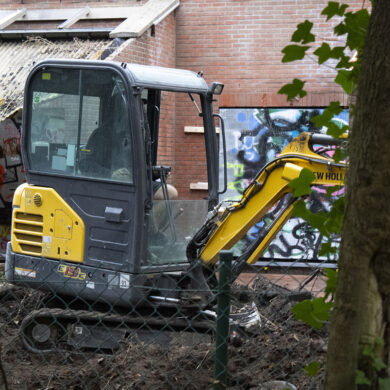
[0,274,327,389]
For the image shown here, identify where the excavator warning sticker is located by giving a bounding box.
[57,264,86,280]
[25,190,32,207]
[15,267,36,278]
[108,275,119,289]
[42,243,51,256]
[86,282,95,289]
[120,274,130,289]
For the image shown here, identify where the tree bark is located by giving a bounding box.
[325,1,390,389]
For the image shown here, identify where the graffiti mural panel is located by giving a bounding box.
[0,114,25,257]
[219,108,348,264]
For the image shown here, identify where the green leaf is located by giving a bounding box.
[278,79,307,101]
[322,2,349,21]
[332,147,348,163]
[373,357,387,372]
[292,20,315,44]
[292,297,332,328]
[324,197,345,234]
[319,242,338,257]
[335,69,354,94]
[328,101,343,115]
[330,46,345,60]
[313,43,345,65]
[355,370,371,385]
[344,9,370,51]
[311,114,329,128]
[336,55,352,69]
[379,378,390,390]
[291,201,328,236]
[304,361,321,377]
[314,43,332,64]
[312,297,332,321]
[292,300,322,328]
[334,21,347,36]
[325,268,338,296]
[319,242,334,257]
[326,123,348,139]
[362,344,374,358]
[311,102,343,127]
[281,45,311,62]
[292,196,345,239]
[288,168,315,197]
[334,9,369,51]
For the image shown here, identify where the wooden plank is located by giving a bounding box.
[0,7,132,22]
[184,126,220,134]
[190,182,208,190]
[58,7,90,29]
[0,2,179,36]
[110,0,179,38]
[0,8,26,30]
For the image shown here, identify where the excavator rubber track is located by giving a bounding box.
[20,307,215,353]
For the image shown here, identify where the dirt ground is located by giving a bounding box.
[0,272,328,390]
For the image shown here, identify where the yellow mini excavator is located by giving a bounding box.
[5,59,346,352]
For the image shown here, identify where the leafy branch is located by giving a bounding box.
[279,1,368,99]
[278,0,369,260]
[356,339,390,389]
[278,1,370,381]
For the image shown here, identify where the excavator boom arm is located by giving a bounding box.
[188,132,347,273]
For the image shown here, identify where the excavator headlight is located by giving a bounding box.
[209,82,224,95]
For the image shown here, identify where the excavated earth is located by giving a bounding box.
[0,274,328,389]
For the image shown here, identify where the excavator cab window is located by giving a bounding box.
[27,67,133,183]
[139,89,210,267]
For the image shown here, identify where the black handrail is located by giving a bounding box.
[214,113,227,195]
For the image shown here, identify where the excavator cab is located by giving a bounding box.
[6,59,223,309]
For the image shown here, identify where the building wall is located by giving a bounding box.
[0,0,365,200]
[174,0,364,199]
[112,13,177,168]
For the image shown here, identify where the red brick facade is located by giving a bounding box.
[173,0,363,199]
[113,13,177,168]
[1,0,365,199]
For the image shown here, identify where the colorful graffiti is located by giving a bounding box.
[219,108,348,264]
[0,117,25,205]
[0,114,25,256]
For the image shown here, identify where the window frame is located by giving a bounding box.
[24,64,135,185]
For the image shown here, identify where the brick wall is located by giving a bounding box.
[0,0,366,199]
[174,0,365,199]
[112,13,176,169]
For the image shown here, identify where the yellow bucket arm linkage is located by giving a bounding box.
[187,132,347,279]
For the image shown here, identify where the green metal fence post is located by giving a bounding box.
[214,250,233,390]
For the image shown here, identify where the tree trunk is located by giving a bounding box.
[325,1,390,389]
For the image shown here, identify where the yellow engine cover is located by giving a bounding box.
[11,183,85,263]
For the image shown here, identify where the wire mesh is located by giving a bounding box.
[0,251,330,390]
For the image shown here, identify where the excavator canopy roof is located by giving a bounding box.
[125,63,210,94]
[30,59,211,95]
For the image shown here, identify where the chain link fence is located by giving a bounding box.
[0,249,331,390]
